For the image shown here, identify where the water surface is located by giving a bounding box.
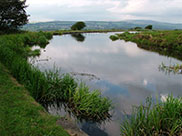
[31,33,182,136]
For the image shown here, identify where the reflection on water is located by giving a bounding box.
[159,63,182,75]
[32,33,182,136]
[71,33,85,42]
[45,100,111,124]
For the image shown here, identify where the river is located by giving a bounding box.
[31,32,182,136]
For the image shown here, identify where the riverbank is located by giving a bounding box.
[0,31,112,134]
[52,29,124,35]
[0,63,69,136]
[110,30,182,60]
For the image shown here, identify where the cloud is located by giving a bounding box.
[26,0,182,23]
[108,0,182,22]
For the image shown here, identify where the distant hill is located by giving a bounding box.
[22,20,182,31]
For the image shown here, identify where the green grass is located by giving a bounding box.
[111,30,182,60]
[121,96,182,136]
[52,29,124,35]
[0,63,69,136]
[0,32,112,122]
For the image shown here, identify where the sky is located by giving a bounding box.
[26,0,182,23]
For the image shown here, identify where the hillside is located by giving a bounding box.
[22,20,182,31]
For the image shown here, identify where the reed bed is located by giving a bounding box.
[121,96,182,136]
[0,32,112,122]
[69,83,112,121]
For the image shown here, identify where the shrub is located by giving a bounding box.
[145,25,153,30]
[71,22,86,30]
[110,35,119,41]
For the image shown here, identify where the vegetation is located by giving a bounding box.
[0,63,69,136]
[69,83,112,121]
[53,29,124,35]
[145,25,153,30]
[71,33,85,42]
[134,27,142,30]
[121,96,182,136]
[71,21,86,30]
[0,32,112,122]
[109,35,119,41]
[159,63,182,75]
[110,30,182,60]
[22,20,182,31]
[0,0,28,32]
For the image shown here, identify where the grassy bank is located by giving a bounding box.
[121,96,182,136]
[52,29,124,35]
[0,32,112,122]
[110,30,182,60]
[0,63,69,136]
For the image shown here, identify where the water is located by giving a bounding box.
[31,32,182,136]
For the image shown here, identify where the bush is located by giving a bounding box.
[71,22,86,30]
[134,27,142,30]
[109,35,119,41]
[145,25,153,30]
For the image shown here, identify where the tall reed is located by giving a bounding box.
[0,32,112,121]
[69,83,112,121]
[121,96,182,136]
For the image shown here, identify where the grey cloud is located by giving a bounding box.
[26,0,182,23]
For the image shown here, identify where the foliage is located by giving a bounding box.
[53,29,124,35]
[145,25,153,30]
[121,96,182,136]
[69,83,112,121]
[0,63,69,136]
[71,22,86,30]
[110,35,119,41]
[0,0,29,32]
[134,27,142,30]
[0,32,112,121]
[159,63,182,75]
[22,21,182,31]
[111,30,182,60]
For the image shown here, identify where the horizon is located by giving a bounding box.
[28,19,182,25]
[26,0,182,24]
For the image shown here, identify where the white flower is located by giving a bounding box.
[160,94,168,102]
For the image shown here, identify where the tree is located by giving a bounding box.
[145,25,153,30]
[71,22,86,30]
[0,0,29,32]
[134,27,142,30]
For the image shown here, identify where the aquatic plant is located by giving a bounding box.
[0,32,112,122]
[43,69,78,102]
[28,49,41,57]
[159,63,182,75]
[69,83,112,121]
[109,35,119,41]
[121,96,182,136]
[0,63,69,136]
